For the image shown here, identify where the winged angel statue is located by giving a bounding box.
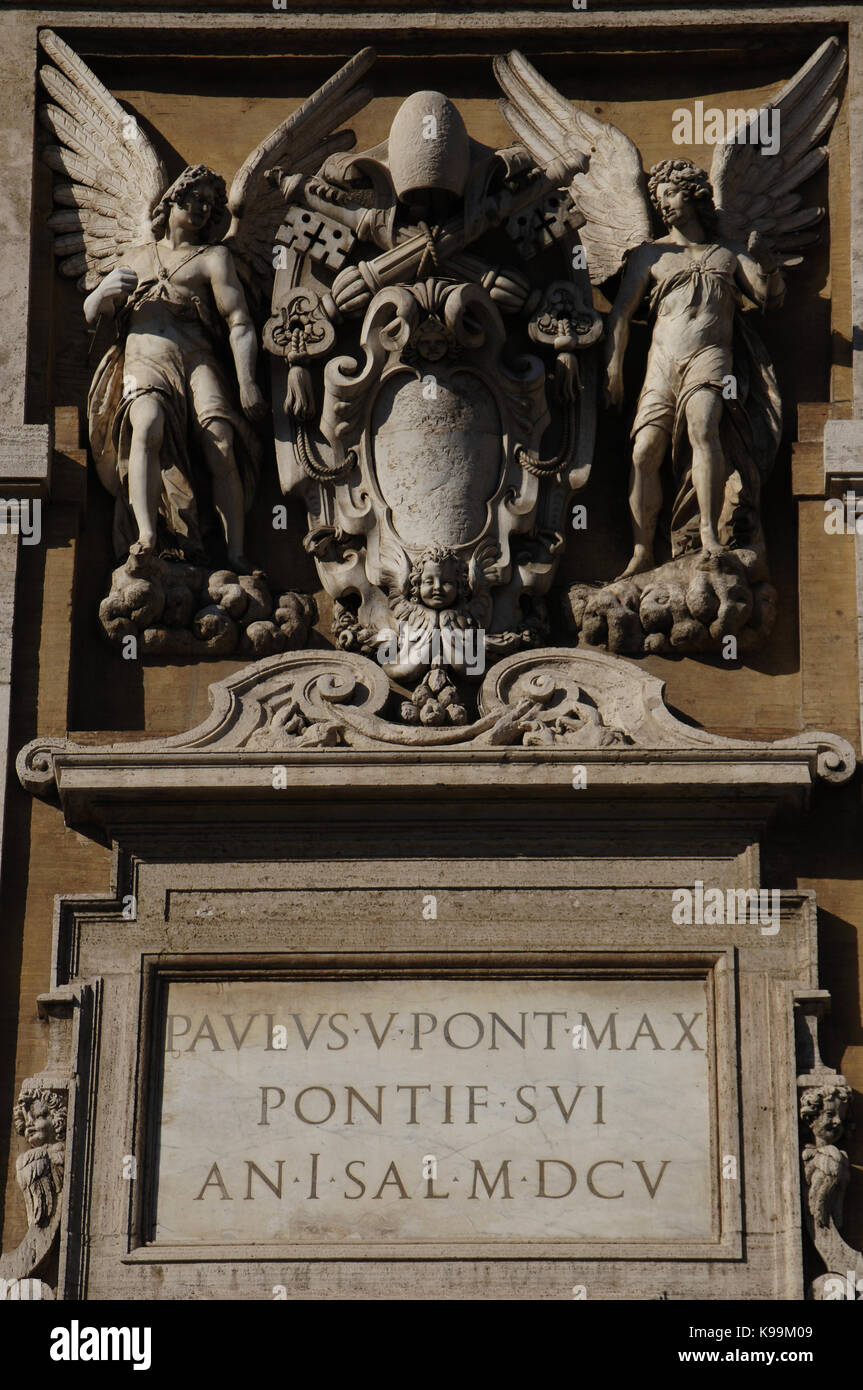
[38,30,376,656]
[497,39,846,656]
[39,32,844,670]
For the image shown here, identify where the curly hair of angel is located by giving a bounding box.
[799,1082,853,1125]
[648,158,719,238]
[151,164,229,241]
[13,1085,67,1141]
[408,546,470,603]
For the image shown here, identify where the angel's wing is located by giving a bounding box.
[493,50,652,285]
[18,1148,58,1227]
[376,531,411,600]
[225,47,377,278]
[712,37,847,267]
[469,537,500,590]
[38,29,168,292]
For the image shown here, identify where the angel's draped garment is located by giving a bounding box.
[630,243,782,556]
[88,245,261,560]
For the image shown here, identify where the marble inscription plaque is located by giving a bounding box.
[152,978,713,1246]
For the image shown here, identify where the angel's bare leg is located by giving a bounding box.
[618,423,667,579]
[128,395,164,554]
[201,419,248,572]
[686,389,726,557]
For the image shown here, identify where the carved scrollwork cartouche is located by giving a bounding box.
[16,647,858,773]
[267,83,599,683]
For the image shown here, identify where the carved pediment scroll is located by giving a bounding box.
[18,648,855,832]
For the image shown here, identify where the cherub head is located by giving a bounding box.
[151,164,228,244]
[648,158,719,239]
[13,1082,67,1148]
[408,547,469,610]
[412,316,451,362]
[800,1082,853,1147]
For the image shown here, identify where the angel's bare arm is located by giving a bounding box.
[734,237,786,313]
[207,247,265,415]
[603,245,654,408]
[83,265,139,325]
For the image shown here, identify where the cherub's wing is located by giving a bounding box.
[803,1143,847,1227]
[51,1146,65,1201]
[469,538,499,590]
[376,532,411,599]
[225,47,377,278]
[19,1149,57,1227]
[38,29,167,292]
[493,50,652,285]
[711,37,846,267]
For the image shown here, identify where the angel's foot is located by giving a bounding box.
[130,537,156,558]
[615,547,654,580]
[128,539,158,571]
[697,537,726,566]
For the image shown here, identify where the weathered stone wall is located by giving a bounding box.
[1,2,861,1281]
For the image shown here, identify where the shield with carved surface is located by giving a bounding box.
[264,83,600,705]
[372,368,502,552]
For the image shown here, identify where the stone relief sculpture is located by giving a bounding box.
[37,30,371,655]
[11,1080,67,1230]
[84,163,265,575]
[18,646,855,771]
[800,1081,852,1231]
[798,1079,863,1300]
[604,161,783,583]
[39,33,845,682]
[496,40,846,656]
[0,1076,68,1299]
[15,21,861,1309]
[265,77,602,710]
[795,996,863,1300]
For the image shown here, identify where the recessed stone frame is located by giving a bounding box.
[121,950,742,1265]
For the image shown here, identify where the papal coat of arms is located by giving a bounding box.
[37,32,845,713]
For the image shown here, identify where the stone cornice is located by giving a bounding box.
[17,647,855,831]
